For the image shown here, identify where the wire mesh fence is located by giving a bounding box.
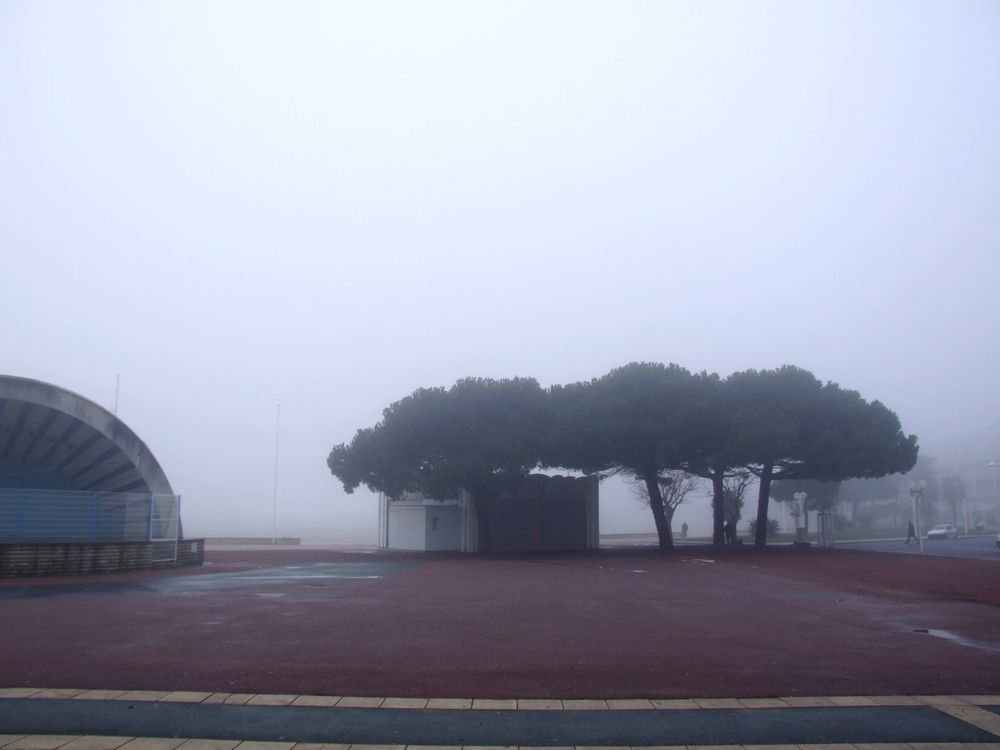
[0,489,180,545]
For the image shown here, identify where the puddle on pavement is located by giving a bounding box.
[0,561,417,599]
[912,627,1000,652]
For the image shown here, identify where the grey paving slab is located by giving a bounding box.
[935,706,1000,737]
[424,700,471,711]
[1,738,78,750]
[161,695,213,705]
[0,700,997,747]
[173,741,239,750]
[58,737,133,750]
[381,699,428,710]
[289,698,339,709]
[246,697,297,708]
[116,740,186,750]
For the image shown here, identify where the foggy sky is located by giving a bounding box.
[2,1,998,542]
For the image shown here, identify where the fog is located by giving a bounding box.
[2,1,998,543]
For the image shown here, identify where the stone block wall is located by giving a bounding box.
[0,539,205,577]
[0,541,152,577]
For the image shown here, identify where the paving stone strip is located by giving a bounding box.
[3,741,1000,750]
[2,692,998,711]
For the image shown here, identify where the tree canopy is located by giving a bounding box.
[328,362,919,552]
[541,362,709,550]
[327,376,550,501]
[721,367,918,546]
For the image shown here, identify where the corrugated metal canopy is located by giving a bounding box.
[0,376,174,496]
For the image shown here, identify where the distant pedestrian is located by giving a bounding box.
[906,521,917,544]
[681,522,688,538]
[724,520,737,546]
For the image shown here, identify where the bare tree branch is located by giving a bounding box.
[630,470,702,511]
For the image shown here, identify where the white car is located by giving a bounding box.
[926,523,958,540]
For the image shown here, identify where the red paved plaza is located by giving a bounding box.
[1,546,998,699]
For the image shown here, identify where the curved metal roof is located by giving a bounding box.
[0,375,174,496]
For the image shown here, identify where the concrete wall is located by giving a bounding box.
[387,504,432,550]
[381,495,466,551]
[424,505,460,551]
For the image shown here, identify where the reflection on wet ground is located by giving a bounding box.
[0,561,418,599]
[913,626,1000,652]
[840,535,1000,560]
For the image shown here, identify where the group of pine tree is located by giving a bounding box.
[328,363,918,550]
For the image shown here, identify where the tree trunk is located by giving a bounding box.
[644,471,673,551]
[712,470,725,547]
[754,463,774,548]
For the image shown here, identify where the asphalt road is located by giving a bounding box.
[838,533,1000,560]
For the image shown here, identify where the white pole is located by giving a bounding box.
[910,482,925,553]
[272,403,280,545]
[990,461,999,529]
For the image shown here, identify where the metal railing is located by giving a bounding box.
[0,490,180,557]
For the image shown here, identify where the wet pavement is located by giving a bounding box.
[3,543,1000,745]
[839,535,1000,560]
[0,562,418,599]
[2,546,999,703]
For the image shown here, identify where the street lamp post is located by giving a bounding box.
[272,403,280,545]
[989,461,999,529]
[909,481,926,553]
